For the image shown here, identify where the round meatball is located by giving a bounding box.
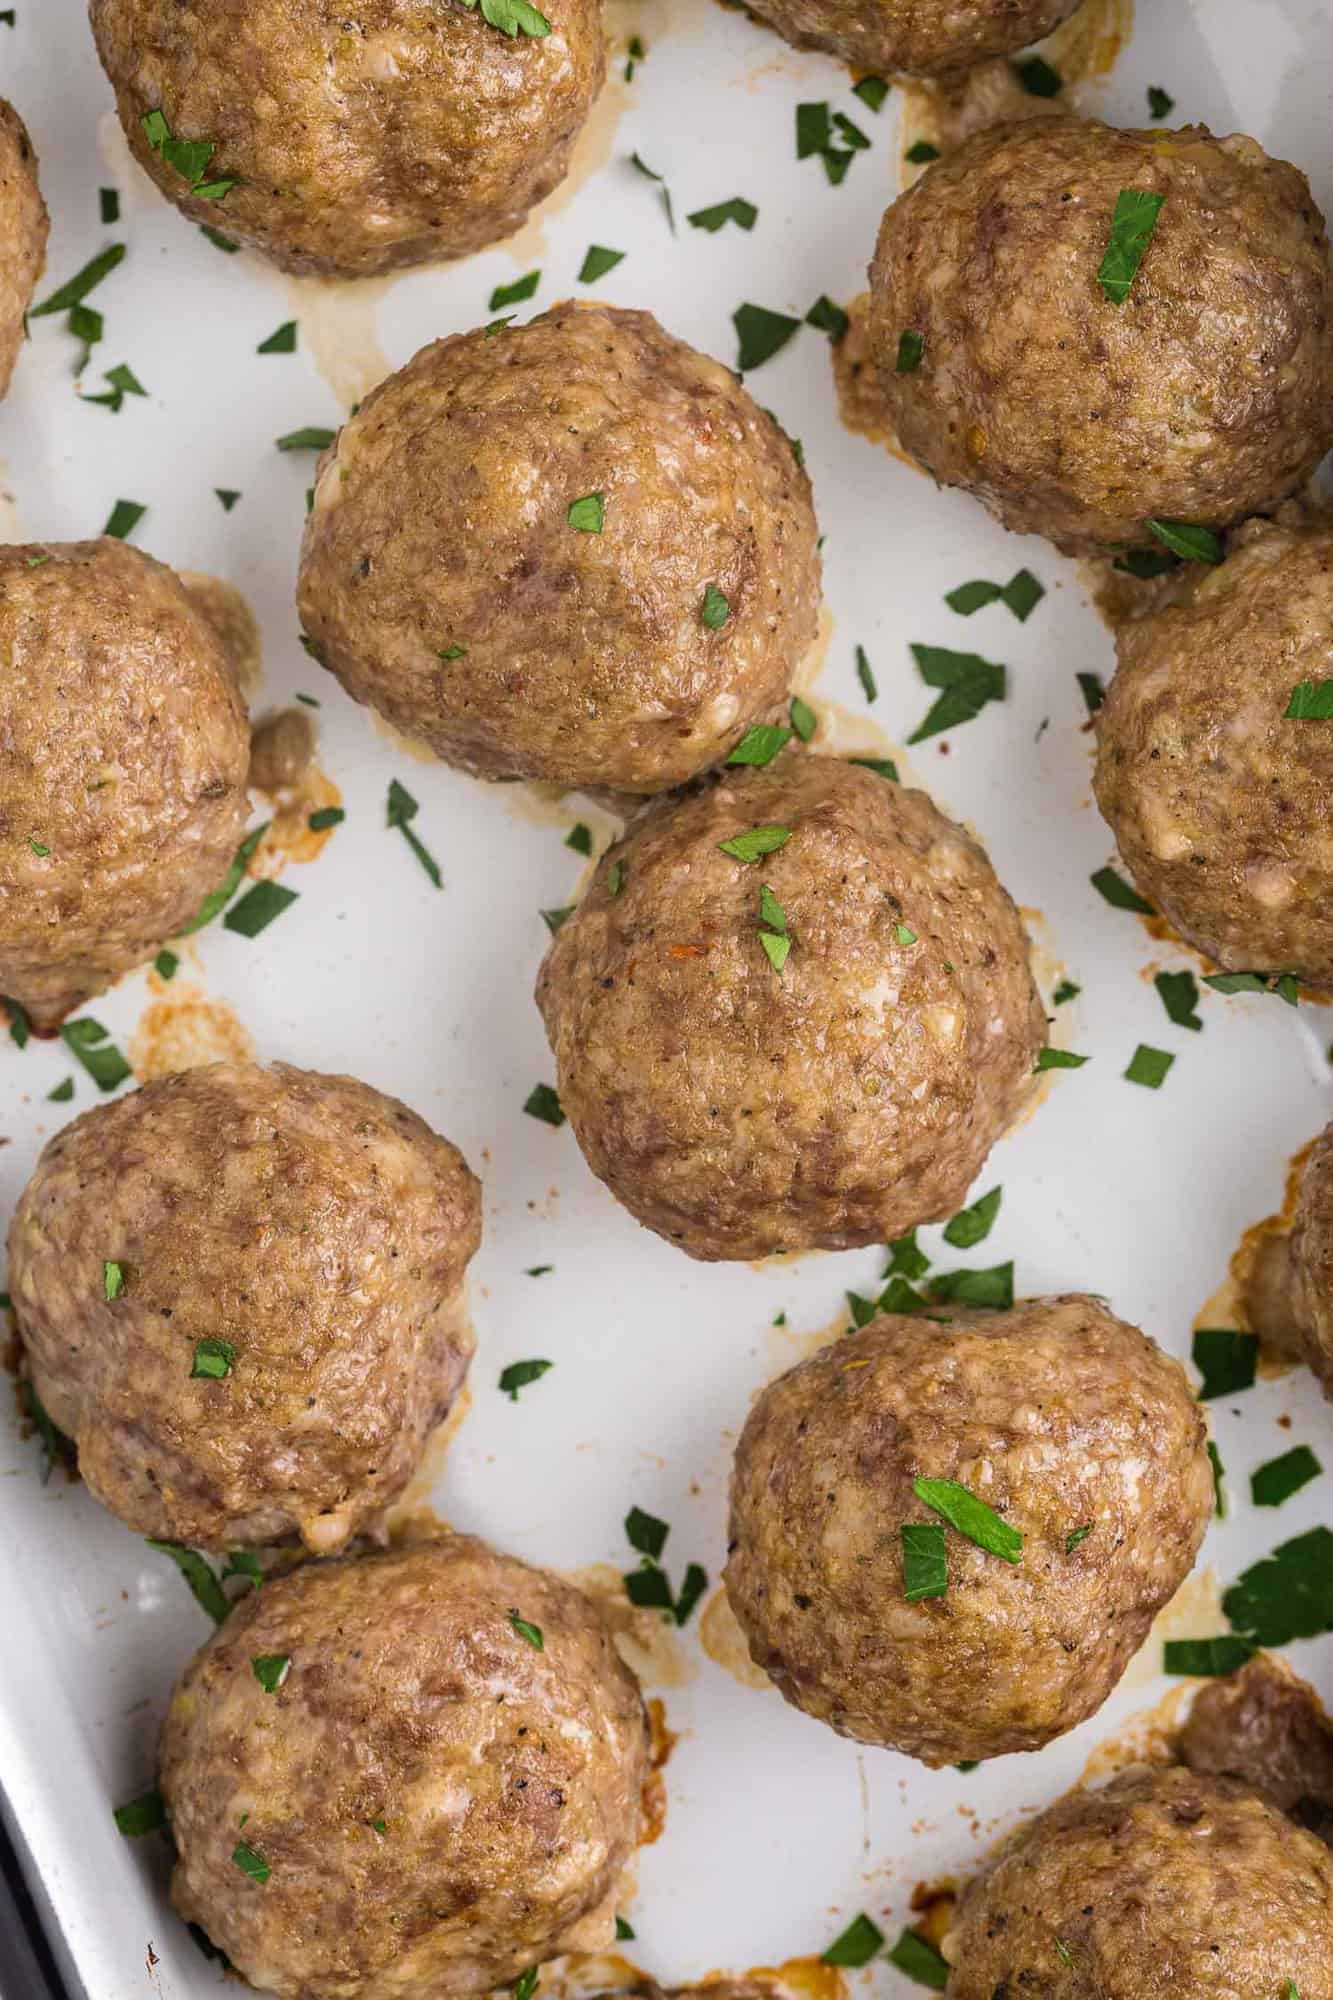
[160,1535,650,2000]
[866,119,1333,553]
[0,539,250,1026]
[88,0,605,278]
[0,100,48,399]
[536,755,1043,1261]
[1094,517,1333,983]
[8,1061,481,1552]
[946,1765,1333,1997]
[1250,1119,1333,1400]
[297,304,820,794]
[725,1297,1212,1764]
[743,0,1072,79]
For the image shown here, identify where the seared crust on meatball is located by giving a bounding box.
[536,756,1043,1261]
[1094,518,1333,984]
[88,0,605,278]
[744,0,1073,79]
[1287,1121,1333,1398]
[0,101,48,399]
[297,305,820,794]
[725,1297,1212,1764]
[1178,1651,1333,1834]
[946,1765,1333,1997]
[867,119,1333,553]
[0,539,249,1026]
[161,1536,651,2000]
[8,1062,481,1552]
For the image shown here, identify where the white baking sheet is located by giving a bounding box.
[2,1,1332,1994]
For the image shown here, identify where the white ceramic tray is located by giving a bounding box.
[2,1,1332,1995]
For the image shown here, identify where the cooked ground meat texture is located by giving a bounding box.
[866,119,1333,553]
[743,0,1073,78]
[0,100,47,400]
[297,304,820,794]
[88,0,604,277]
[8,1062,481,1552]
[1094,517,1333,983]
[946,1765,1333,1996]
[536,755,1043,1261]
[1178,1651,1333,1843]
[1276,1120,1333,1397]
[725,1296,1211,1765]
[0,538,250,1027]
[160,1535,650,2000]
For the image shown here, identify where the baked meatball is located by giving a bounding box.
[8,1061,481,1552]
[0,539,250,1027]
[88,0,605,278]
[0,100,47,399]
[160,1535,650,2000]
[297,304,820,794]
[743,0,1072,79]
[946,1765,1333,1997]
[1177,1651,1333,1835]
[866,119,1333,553]
[536,755,1043,1260]
[1244,1119,1333,1399]
[1094,517,1333,984]
[725,1297,1212,1764]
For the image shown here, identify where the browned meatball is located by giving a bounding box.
[0,539,250,1027]
[297,305,820,794]
[1245,1120,1333,1400]
[725,1297,1212,1765]
[867,120,1333,553]
[160,1535,650,1999]
[536,756,1043,1260]
[744,0,1072,78]
[1094,517,1333,984]
[946,1766,1333,1996]
[0,100,47,399]
[88,0,605,278]
[8,1062,481,1552]
[1177,1651,1333,1836]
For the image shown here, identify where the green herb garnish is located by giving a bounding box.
[276,426,335,452]
[852,76,890,110]
[1145,518,1223,563]
[489,270,540,311]
[257,321,297,354]
[1096,189,1165,304]
[855,644,877,701]
[905,141,940,163]
[702,583,730,628]
[907,645,1005,742]
[789,695,817,742]
[147,1540,229,1622]
[687,196,757,232]
[887,1928,949,1990]
[1090,864,1153,913]
[822,1915,885,1968]
[1035,1047,1088,1071]
[191,1338,234,1379]
[386,779,442,887]
[231,1841,270,1884]
[1124,1043,1173,1089]
[578,244,624,283]
[509,1611,544,1649]
[1163,1635,1255,1677]
[1224,1526,1333,1647]
[31,244,126,319]
[1077,672,1105,714]
[1147,85,1175,117]
[727,723,791,766]
[251,1654,290,1692]
[102,498,145,540]
[1192,1327,1258,1400]
[733,301,801,372]
[629,152,674,230]
[913,1477,1022,1562]
[901,1522,948,1601]
[895,329,924,373]
[567,491,605,533]
[224,880,298,938]
[1065,1524,1092,1553]
[103,1260,124,1302]
[1285,679,1333,719]
[499,1359,553,1401]
[60,1018,130,1092]
[114,1789,167,1837]
[718,824,792,863]
[1012,54,1062,94]
[1250,1445,1322,1508]
[1155,969,1201,1030]
[942,1186,1001,1250]
[524,1084,565,1127]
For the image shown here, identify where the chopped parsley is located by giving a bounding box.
[47,1076,74,1102]
[616,1916,636,1941]
[822,1914,885,1968]
[512,1970,539,2000]
[1192,1326,1258,1400]
[796,101,832,158]
[181,821,268,934]
[103,1259,124,1302]
[733,302,801,372]
[1209,1440,1227,1518]
[1147,84,1175,118]
[308,806,344,831]
[622,1511,706,1624]
[84,363,148,413]
[147,1540,230,1623]
[386,779,442,887]
[629,152,674,231]
[251,1654,290,1693]
[99,187,120,224]
[276,426,335,452]
[1096,189,1166,304]
[907,644,1005,743]
[102,498,145,540]
[215,488,241,511]
[567,492,605,533]
[1012,54,1062,94]
[1052,978,1080,1004]
[624,32,644,77]
[1035,1047,1088,1070]
[489,269,540,311]
[1203,970,1299,1005]
[806,295,849,343]
[540,906,573,933]
[789,694,817,742]
[21,1381,70,1485]
[1114,545,1178,578]
[855,644,877,701]
[1155,969,1202,1030]
[885,1230,930,1281]
[701,583,730,628]
[1077,671,1106,714]
[1163,1635,1255,1677]
[942,1186,1001,1250]
[224,879,298,938]
[727,722,791,766]
[1224,1526,1333,1647]
[946,569,1043,621]
[1124,1043,1174,1089]
[200,224,238,253]
[913,1477,1022,1562]
[1065,1525,1092,1554]
[524,1083,565,1127]
[687,196,757,232]
[191,1338,235,1379]
[577,244,624,283]
[758,884,790,974]
[929,1261,1014,1310]
[499,1359,553,1401]
[851,756,899,781]
[718,824,791,862]
[463,0,550,35]
[905,140,940,163]
[60,1018,130,1092]
[1145,518,1223,564]
[626,1505,669,1560]
[1090,864,1153,914]
[31,244,126,320]
[257,321,297,354]
[508,1610,544,1649]
[142,109,237,199]
[887,1928,949,1990]
[895,329,924,373]
[852,76,890,110]
[231,1841,270,1885]
[1250,1445,1321,1508]
[901,1521,948,1601]
[114,1789,167,1837]
[1284,679,1333,719]
[566,822,593,855]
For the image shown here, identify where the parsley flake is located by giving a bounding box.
[102,498,145,541]
[942,1186,1001,1249]
[734,303,800,371]
[822,1915,885,1968]
[1193,1326,1258,1400]
[895,329,924,373]
[1147,84,1175,118]
[1250,1444,1321,1508]
[1124,1042,1174,1089]
[907,644,1005,742]
[701,583,730,629]
[789,695,817,742]
[60,1017,131,1092]
[913,1477,1022,1562]
[508,1610,544,1649]
[489,270,540,311]
[1091,864,1153,914]
[524,1083,565,1127]
[855,644,877,701]
[1096,189,1166,304]
[1012,54,1062,94]
[1155,969,1202,1030]
[687,196,757,232]
[232,1841,270,1884]
[887,1928,949,1990]
[718,824,791,863]
[1285,679,1333,719]
[727,722,791,766]
[578,244,624,284]
[567,492,605,533]
[191,1338,235,1379]
[114,1789,167,1837]
[901,1521,948,1601]
[1145,518,1223,564]
[386,779,442,887]
[257,321,297,354]
[103,1259,124,1302]
[499,1359,553,1401]
[251,1653,290,1693]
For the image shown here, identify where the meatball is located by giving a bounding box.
[743,0,1072,80]
[1094,517,1333,984]
[297,305,820,794]
[946,1765,1333,1997]
[1177,1651,1333,1837]
[160,1535,650,2000]
[0,100,47,399]
[88,0,605,278]
[0,539,250,1026]
[1243,1120,1333,1400]
[536,755,1043,1261]
[8,1061,481,1552]
[725,1296,1212,1764]
[866,119,1333,553]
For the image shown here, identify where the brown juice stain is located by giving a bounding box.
[286,273,392,411]
[371,706,445,765]
[180,572,264,700]
[769,1301,852,1362]
[909,1883,958,1951]
[253,764,344,874]
[699,1584,772,1691]
[383,1327,477,1534]
[1078,1680,1197,1782]
[499,60,631,269]
[129,973,255,1082]
[1121,1565,1223,1691]
[568,1562,697,1688]
[733,1960,847,2000]
[640,1696,676,1846]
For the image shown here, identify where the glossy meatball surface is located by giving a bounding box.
[946,1766,1333,1997]
[1287,1120,1333,1398]
[1095,517,1333,985]
[88,0,605,277]
[0,539,249,1027]
[536,756,1043,1261]
[726,1297,1212,1764]
[9,1062,481,1551]
[744,0,1073,78]
[297,305,820,794]
[0,100,48,399]
[867,120,1333,552]
[161,1536,650,2000]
